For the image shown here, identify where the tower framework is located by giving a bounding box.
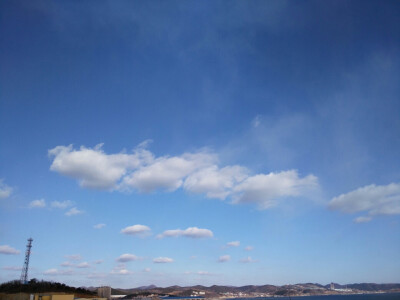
[20,238,33,284]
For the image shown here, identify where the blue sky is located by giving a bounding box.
[1,0,400,288]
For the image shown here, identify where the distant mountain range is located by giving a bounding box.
[108,283,400,297]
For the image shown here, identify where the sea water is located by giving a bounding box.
[237,294,400,300]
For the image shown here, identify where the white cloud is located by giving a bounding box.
[48,144,151,189]
[65,254,82,261]
[354,216,372,223]
[226,241,240,247]
[116,253,142,262]
[93,223,106,229]
[76,262,90,268]
[43,268,74,276]
[157,227,213,239]
[329,183,400,220]
[244,246,254,251]
[123,152,216,193]
[143,268,151,272]
[0,180,12,199]
[120,224,151,236]
[48,143,319,209]
[110,268,132,275]
[218,255,231,262]
[233,170,318,209]
[153,257,173,263]
[240,256,256,263]
[0,245,20,255]
[184,165,247,199]
[65,207,84,216]
[51,200,73,209]
[29,199,46,208]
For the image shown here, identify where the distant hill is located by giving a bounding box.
[114,282,400,297]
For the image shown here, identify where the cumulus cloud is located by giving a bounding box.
[122,152,216,193]
[329,183,400,220]
[0,245,20,255]
[153,257,173,263]
[116,254,142,262]
[65,207,84,216]
[48,144,151,189]
[184,165,248,199]
[0,180,12,199]
[157,227,213,239]
[121,224,151,236]
[29,199,46,208]
[218,255,231,262]
[48,143,318,209]
[233,170,318,209]
[93,223,106,229]
[226,241,240,247]
[51,200,73,209]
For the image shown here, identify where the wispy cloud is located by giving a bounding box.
[92,260,104,264]
[329,183,400,221]
[60,261,74,267]
[93,223,106,229]
[65,254,82,261]
[244,246,254,251]
[29,199,46,208]
[226,241,240,247]
[65,207,84,216]
[0,245,20,255]
[354,216,372,223]
[185,271,212,276]
[218,255,231,263]
[0,180,12,199]
[51,200,73,209]
[43,268,74,276]
[240,256,256,263]
[157,227,213,239]
[252,115,261,128]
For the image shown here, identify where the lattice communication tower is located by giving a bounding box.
[20,238,33,284]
